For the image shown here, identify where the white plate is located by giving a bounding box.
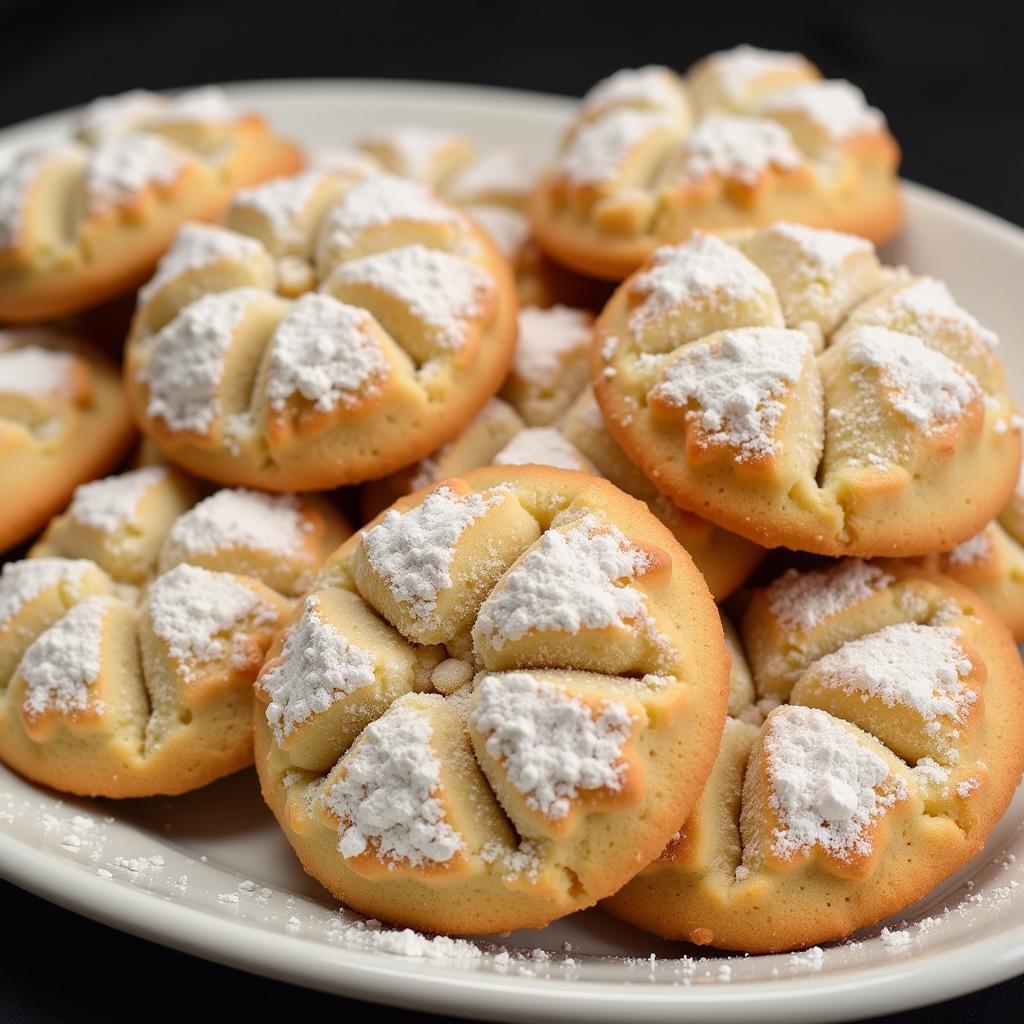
[2,79,1024,1023]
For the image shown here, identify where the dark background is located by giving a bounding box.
[1,1,1022,1021]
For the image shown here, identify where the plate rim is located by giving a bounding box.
[1,76,1023,1022]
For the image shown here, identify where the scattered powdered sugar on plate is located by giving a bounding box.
[947,529,994,567]
[360,125,466,181]
[446,148,535,203]
[762,705,905,862]
[19,596,115,720]
[140,222,267,302]
[68,465,168,534]
[264,292,387,412]
[327,918,483,961]
[326,699,464,866]
[471,671,633,820]
[651,326,811,461]
[558,108,672,186]
[678,115,802,184]
[493,427,591,471]
[85,133,187,214]
[512,305,593,385]
[628,234,773,335]
[473,513,651,649]
[0,557,95,627]
[165,488,312,560]
[806,622,976,727]
[146,563,279,679]
[788,945,825,971]
[0,344,78,398]
[847,326,980,432]
[767,559,894,632]
[140,287,266,435]
[757,80,885,140]
[322,174,463,251]
[581,66,684,118]
[260,595,376,741]
[232,170,330,251]
[334,243,493,350]
[362,485,504,623]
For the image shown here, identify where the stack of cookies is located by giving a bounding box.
[1,44,1022,957]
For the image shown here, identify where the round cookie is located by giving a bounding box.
[254,465,730,934]
[0,466,349,797]
[604,559,1024,952]
[529,47,901,280]
[0,328,135,553]
[125,171,517,490]
[0,88,302,323]
[594,223,1020,556]
[317,129,613,311]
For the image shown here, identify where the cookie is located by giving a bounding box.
[254,465,730,934]
[604,559,1024,951]
[594,224,1020,555]
[0,466,349,796]
[0,328,134,552]
[125,171,517,489]
[0,88,302,322]
[530,47,901,280]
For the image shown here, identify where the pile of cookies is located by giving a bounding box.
[1,45,1022,956]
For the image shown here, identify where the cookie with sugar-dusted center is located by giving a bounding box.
[0,467,350,798]
[603,561,1024,951]
[126,172,517,490]
[254,464,729,934]
[0,87,302,323]
[594,224,1020,556]
[529,46,900,281]
[0,328,135,553]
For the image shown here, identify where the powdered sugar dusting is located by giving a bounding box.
[762,705,904,862]
[678,115,802,184]
[147,563,278,680]
[512,305,592,385]
[559,108,671,186]
[362,485,504,623]
[335,244,493,349]
[19,596,114,719]
[890,277,998,350]
[947,529,994,567]
[165,488,311,561]
[651,326,811,461]
[232,171,330,250]
[0,558,94,628]
[85,133,186,214]
[68,466,168,534]
[767,560,894,632]
[629,234,773,335]
[360,125,466,181]
[758,80,885,140]
[699,45,807,107]
[260,595,376,741]
[760,221,873,268]
[805,622,976,725]
[581,66,684,118]
[473,514,651,649]
[321,174,463,251]
[140,287,265,435]
[0,147,81,249]
[493,428,590,471]
[140,222,267,303]
[75,90,168,141]
[847,326,980,433]
[471,671,634,820]
[446,148,534,203]
[326,700,464,866]
[264,293,387,412]
[0,345,78,397]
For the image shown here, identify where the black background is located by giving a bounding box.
[1,1,1022,1021]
